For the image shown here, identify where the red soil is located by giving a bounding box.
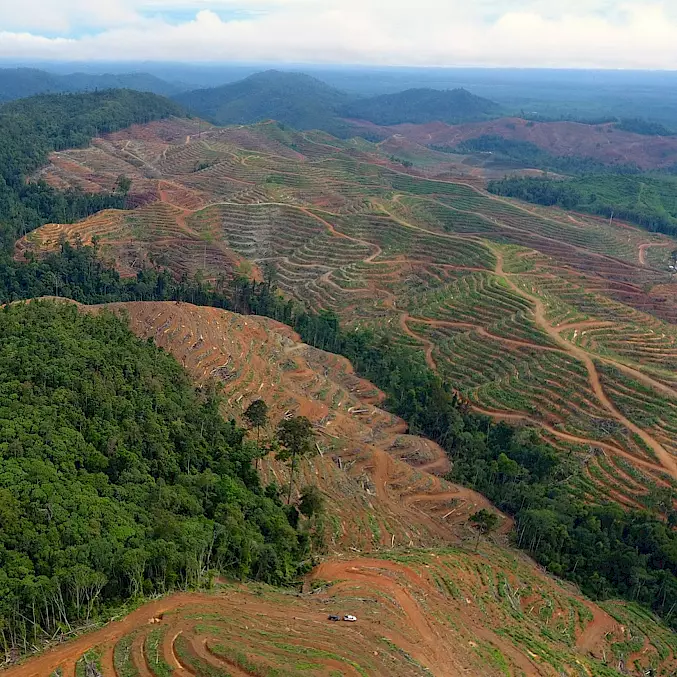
[349,117,677,170]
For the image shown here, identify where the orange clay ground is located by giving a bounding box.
[9,548,677,677]
[6,299,677,677]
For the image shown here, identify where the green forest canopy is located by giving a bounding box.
[342,87,501,125]
[488,174,677,237]
[174,70,353,137]
[0,301,307,650]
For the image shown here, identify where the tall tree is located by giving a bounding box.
[298,485,324,518]
[469,509,499,552]
[276,416,316,504]
[244,399,269,469]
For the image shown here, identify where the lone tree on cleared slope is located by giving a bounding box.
[299,485,324,518]
[469,509,499,552]
[276,416,316,504]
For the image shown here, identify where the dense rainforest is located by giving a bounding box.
[0,301,306,651]
[174,70,354,137]
[488,174,677,237]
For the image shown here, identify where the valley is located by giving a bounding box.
[20,116,677,516]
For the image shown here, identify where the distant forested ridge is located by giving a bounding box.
[174,70,353,136]
[488,174,677,236]
[0,67,183,103]
[616,117,675,136]
[174,71,500,133]
[0,301,306,649]
[343,88,501,125]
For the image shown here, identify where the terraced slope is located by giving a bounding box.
[19,119,677,506]
[348,117,677,171]
[8,545,676,677]
[77,300,499,553]
[7,297,675,677]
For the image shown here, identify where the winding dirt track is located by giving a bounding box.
[492,248,677,479]
[4,556,625,677]
[9,118,677,677]
[367,202,677,481]
[639,241,673,266]
[3,594,205,677]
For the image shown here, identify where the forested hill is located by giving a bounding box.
[0,89,183,156]
[174,70,352,135]
[342,87,501,125]
[174,71,500,134]
[0,89,183,249]
[0,67,182,103]
[0,300,306,647]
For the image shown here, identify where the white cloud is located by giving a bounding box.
[0,0,138,32]
[0,0,674,68]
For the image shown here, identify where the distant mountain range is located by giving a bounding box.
[0,67,183,103]
[0,67,503,134]
[174,70,502,134]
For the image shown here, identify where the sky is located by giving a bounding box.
[0,0,674,69]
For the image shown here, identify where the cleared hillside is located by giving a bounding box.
[20,119,677,513]
[350,116,677,170]
[78,299,498,552]
[7,298,676,677]
[8,545,676,677]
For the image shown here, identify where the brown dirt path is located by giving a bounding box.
[492,247,677,480]
[313,559,448,672]
[398,312,438,370]
[313,558,541,676]
[100,644,116,676]
[367,202,677,478]
[407,316,561,352]
[639,241,673,266]
[3,594,205,677]
[470,404,675,482]
[576,603,618,654]
[132,630,154,677]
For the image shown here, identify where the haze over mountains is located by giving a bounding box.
[0,67,184,102]
[0,67,503,134]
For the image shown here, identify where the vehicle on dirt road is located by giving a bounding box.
[343,615,357,622]
[328,615,340,621]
